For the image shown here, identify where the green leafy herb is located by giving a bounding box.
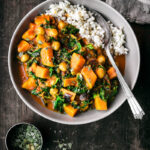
[31,88,41,96]
[45,24,56,29]
[60,48,71,60]
[45,19,50,24]
[49,37,56,42]
[10,124,42,150]
[68,37,82,51]
[41,87,50,96]
[27,48,42,57]
[29,71,37,79]
[93,93,98,99]
[38,78,47,83]
[98,65,106,71]
[49,67,54,77]
[54,95,65,112]
[81,100,91,108]
[27,58,38,68]
[76,42,82,51]
[86,44,94,49]
[68,38,76,49]
[67,74,88,94]
[100,88,105,100]
[71,101,80,109]
[61,24,79,35]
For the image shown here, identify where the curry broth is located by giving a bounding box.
[18,55,125,111]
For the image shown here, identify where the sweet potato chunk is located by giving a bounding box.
[29,63,37,73]
[35,26,45,35]
[35,66,49,79]
[34,14,50,25]
[45,28,58,38]
[35,35,45,45]
[64,105,78,117]
[38,42,51,49]
[22,29,35,41]
[107,67,117,79]
[29,23,36,30]
[63,77,77,87]
[18,40,31,52]
[71,53,85,75]
[22,77,36,91]
[45,76,58,87]
[81,66,97,89]
[94,95,107,110]
[61,88,76,101]
[40,47,54,67]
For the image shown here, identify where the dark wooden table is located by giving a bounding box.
[0,0,150,150]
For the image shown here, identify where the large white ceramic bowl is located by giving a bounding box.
[8,0,140,125]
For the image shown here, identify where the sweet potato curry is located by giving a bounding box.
[17,14,125,117]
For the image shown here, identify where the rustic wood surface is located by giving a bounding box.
[0,0,150,150]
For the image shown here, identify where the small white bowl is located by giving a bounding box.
[8,0,140,125]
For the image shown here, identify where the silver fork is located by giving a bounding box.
[95,11,145,119]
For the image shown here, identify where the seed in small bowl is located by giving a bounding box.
[5,123,43,150]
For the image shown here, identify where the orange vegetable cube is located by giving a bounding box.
[63,77,77,87]
[29,63,37,73]
[45,28,58,38]
[38,42,51,49]
[35,26,45,35]
[34,14,50,25]
[22,29,35,41]
[64,105,78,117]
[40,47,54,67]
[35,66,49,79]
[71,53,85,75]
[35,35,45,45]
[81,66,97,89]
[45,76,58,87]
[107,67,117,79]
[18,40,31,52]
[94,95,107,110]
[22,77,36,91]
[61,88,76,101]
[29,23,36,30]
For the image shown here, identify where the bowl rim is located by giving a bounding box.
[5,122,43,150]
[8,0,140,125]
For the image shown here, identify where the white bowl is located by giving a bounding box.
[8,0,140,125]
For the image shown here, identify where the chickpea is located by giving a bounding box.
[50,88,58,96]
[47,28,58,38]
[97,55,106,64]
[52,41,60,51]
[58,21,66,30]
[35,26,45,35]
[96,67,105,79]
[21,54,29,62]
[56,68,60,73]
[59,62,67,72]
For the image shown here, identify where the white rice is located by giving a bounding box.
[109,22,128,55]
[45,0,128,55]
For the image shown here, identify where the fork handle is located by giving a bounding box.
[106,49,145,119]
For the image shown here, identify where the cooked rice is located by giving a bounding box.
[45,0,128,55]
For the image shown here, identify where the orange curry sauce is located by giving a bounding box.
[18,55,125,111]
